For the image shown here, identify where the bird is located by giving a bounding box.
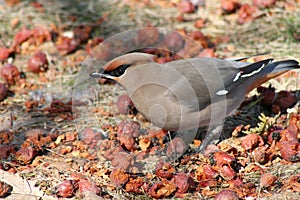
[90,52,299,151]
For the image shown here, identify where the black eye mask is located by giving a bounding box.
[104,64,131,77]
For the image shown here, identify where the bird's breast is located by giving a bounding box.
[129,83,182,130]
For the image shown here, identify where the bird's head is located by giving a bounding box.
[90,53,155,82]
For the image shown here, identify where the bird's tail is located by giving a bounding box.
[269,60,299,73]
[245,59,299,92]
[239,59,299,76]
[225,59,299,93]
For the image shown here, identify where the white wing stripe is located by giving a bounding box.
[241,63,266,78]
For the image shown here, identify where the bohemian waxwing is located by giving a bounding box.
[90,53,299,150]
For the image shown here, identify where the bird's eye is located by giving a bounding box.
[110,64,130,77]
[117,67,125,74]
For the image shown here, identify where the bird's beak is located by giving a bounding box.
[89,72,120,82]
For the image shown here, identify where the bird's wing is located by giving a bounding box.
[162,57,299,113]
[163,58,238,111]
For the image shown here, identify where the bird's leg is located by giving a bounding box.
[166,128,198,161]
[196,124,223,153]
[166,124,223,160]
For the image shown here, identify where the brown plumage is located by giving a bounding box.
[91,53,299,132]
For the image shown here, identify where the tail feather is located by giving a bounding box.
[239,59,299,76]
[245,59,299,93]
[270,60,299,73]
[226,59,299,93]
